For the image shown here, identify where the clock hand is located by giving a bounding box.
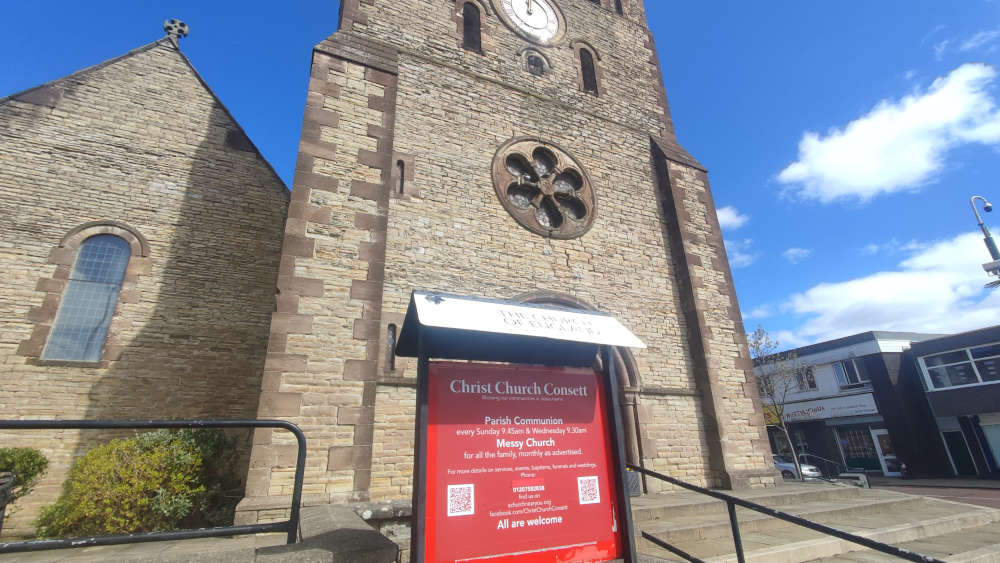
[526,0,533,15]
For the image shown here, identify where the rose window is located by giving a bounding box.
[491,138,596,239]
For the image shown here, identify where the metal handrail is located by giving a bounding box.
[626,464,945,563]
[798,452,847,477]
[798,452,843,468]
[0,419,306,554]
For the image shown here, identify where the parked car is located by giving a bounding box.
[772,454,822,479]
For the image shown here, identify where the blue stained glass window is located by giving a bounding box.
[43,235,131,361]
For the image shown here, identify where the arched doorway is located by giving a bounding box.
[512,290,646,490]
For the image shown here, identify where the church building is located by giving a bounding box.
[0,0,776,540]
[238,0,776,523]
[0,35,289,535]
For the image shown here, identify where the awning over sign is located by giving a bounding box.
[763,393,879,425]
[395,291,645,367]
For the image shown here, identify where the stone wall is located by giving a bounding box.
[239,0,776,527]
[0,40,288,536]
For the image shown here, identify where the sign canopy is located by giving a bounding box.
[763,392,879,425]
[396,291,645,367]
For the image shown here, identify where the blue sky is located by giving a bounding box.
[3,1,999,351]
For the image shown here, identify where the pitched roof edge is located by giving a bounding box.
[167,42,290,197]
[2,37,290,198]
[649,135,706,172]
[779,330,947,359]
[0,39,169,106]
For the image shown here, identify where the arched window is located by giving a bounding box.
[615,0,624,15]
[580,49,599,95]
[527,55,544,75]
[42,235,131,361]
[462,2,482,52]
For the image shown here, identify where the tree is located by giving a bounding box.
[748,325,808,480]
[0,448,49,519]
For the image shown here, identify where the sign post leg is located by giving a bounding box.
[411,334,429,562]
[602,346,638,563]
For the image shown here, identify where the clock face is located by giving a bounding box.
[499,0,563,44]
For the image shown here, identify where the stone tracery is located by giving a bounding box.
[492,138,596,239]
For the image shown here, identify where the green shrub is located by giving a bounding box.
[35,429,240,538]
[0,447,49,508]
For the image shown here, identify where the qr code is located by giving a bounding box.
[578,476,600,505]
[447,484,475,516]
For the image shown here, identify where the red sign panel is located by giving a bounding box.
[425,362,623,562]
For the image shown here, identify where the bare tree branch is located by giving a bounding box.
[749,325,809,480]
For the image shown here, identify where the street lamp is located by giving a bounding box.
[971,195,1000,287]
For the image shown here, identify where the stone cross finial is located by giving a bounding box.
[163,19,189,40]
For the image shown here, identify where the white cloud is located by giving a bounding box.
[725,239,759,268]
[859,238,929,256]
[745,305,775,320]
[717,206,749,230]
[778,64,1000,203]
[934,40,951,60]
[782,247,813,264]
[782,228,1000,343]
[861,243,882,256]
[961,28,1000,51]
[922,24,947,45]
[773,330,811,350]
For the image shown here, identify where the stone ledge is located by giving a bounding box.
[257,504,397,563]
[234,494,332,525]
[348,498,412,522]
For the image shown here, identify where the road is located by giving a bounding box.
[875,485,1000,510]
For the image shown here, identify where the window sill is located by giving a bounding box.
[32,359,103,368]
[926,379,1000,392]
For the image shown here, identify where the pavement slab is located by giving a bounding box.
[634,482,1000,563]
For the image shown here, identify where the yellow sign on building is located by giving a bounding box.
[763,406,780,426]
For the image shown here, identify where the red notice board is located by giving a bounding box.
[424,362,624,562]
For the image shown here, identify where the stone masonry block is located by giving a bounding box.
[339,406,374,425]
[344,359,376,381]
[258,392,303,417]
[350,280,382,302]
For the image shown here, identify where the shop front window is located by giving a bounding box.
[972,345,1000,383]
[834,359,870,390]
[921,342,1000,390]
[980,414,1000,469]
[795,366,817,391]
[837,426,881,471]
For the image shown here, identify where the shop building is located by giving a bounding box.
[907,325,1000,478]
[757,332,943,477]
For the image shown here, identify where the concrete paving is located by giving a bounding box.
[805,523,1000,562]
[0,533,286,562]
[0,504,400,562]
[869,476,1000,489]
[4,482,1000,562]
[874,485,1000,510]
[633,482,1000,562]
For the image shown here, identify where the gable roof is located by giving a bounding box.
[1,37,289,195]
[909,324,1000,357]
[780,330,947,359]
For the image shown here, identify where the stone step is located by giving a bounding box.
[639,491,925,543]
[631,483,865,524]
[635,496,1000,562]
[804,522,1000,563]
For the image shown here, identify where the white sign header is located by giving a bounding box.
[781,393,879,423]
[413,293,646,349]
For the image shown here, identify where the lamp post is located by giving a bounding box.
[971,195,1000,287]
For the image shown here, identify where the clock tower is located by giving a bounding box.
[239,0,776,530]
